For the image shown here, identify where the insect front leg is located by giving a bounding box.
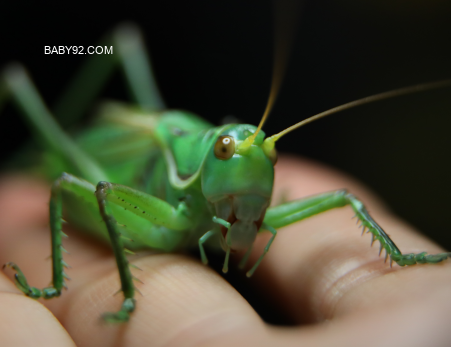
[198,229,223,265]
[263,190,451,267]
[244,223,277,278]
[198,217,234,273]
[211,217,234,273]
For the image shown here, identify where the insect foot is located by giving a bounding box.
[102,298,136,324]
[391,252,451,266]
[3,262,61,299]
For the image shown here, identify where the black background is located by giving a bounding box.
[2,0,451,288]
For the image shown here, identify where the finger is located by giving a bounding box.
[70,253,437,347]
[248,155,451,323]
[0,272,76,346]
[266,290,451,347]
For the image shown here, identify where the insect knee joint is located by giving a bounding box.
[52,172,72,190]
[96,181,111,190]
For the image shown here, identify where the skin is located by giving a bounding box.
[1,155,451,347]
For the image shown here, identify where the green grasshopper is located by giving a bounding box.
[1,24,451,323]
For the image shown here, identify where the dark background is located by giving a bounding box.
[2,1,451,320]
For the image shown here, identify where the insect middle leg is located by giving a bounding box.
[5,173,194,322]
[262,190,451,269]
[2,174,91,300]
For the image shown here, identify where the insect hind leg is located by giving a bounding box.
[1,64,108,184]
[53,23,165,127]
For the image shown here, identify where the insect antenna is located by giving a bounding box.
[262,79,451,151]
[241,0,300,150]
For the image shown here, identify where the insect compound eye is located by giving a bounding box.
[214,135,235,160]
[268,148,278,166]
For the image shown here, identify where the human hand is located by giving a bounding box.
[1,156,451,347]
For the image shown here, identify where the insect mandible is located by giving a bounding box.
[1,21,451,324]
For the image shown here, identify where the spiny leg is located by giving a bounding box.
[53,23,165,126]
[3,175,74,300]
[348,194,450,266]
[94,181,193,322]
[4,172,193,322]
[95,182,136,323]
[264,190,451,267]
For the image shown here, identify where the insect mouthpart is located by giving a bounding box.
[214,195,269,251]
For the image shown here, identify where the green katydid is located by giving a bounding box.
[1,23,451,324]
